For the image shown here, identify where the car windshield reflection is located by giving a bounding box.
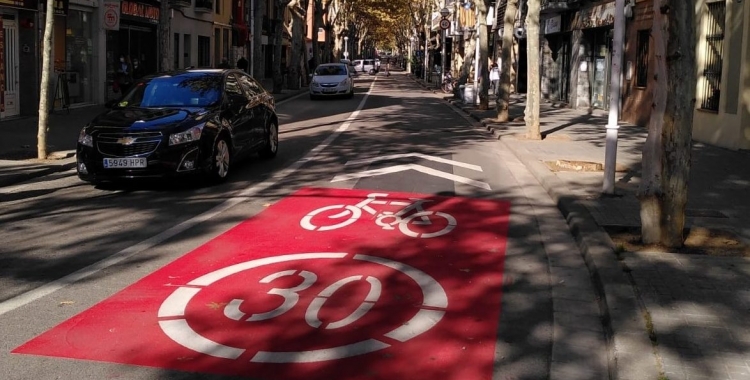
[119,74,223,108]
[315,65,347,76]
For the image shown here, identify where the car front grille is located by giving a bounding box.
[96,131,163,157]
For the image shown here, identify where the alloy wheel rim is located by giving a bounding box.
[216,140,230,178]
[269,123,278,152]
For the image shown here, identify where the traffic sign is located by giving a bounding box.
[14,187,510,379]
[440,18,451,30]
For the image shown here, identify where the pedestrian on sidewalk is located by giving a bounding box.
[236,56,248,73]
[489,63,500,95]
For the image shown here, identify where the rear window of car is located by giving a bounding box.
[315,65,347,76]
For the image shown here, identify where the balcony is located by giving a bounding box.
[169,0,191,8]
[541,0,580,14]
[195,0,213,13]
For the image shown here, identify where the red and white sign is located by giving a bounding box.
[14,188,510,379]
[102,0,120,31]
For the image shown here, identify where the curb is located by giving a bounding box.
[419,76,662,380]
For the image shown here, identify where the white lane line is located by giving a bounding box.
[0,79,378,317]
[345,153,484,171]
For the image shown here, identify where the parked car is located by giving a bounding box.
[309,63,354,100]
[76,69,279,185]
[352,60,363,72]
[362,59,377,73]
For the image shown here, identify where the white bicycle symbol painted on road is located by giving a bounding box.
[300,193,457,238]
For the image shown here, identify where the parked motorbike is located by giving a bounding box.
[441,71,456,93]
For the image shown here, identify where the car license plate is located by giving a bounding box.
[323,89,337,93]
[103,158,147,168]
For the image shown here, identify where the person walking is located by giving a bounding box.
[236,56,248,73]
[489,63,500,96]
[115,55,134,95]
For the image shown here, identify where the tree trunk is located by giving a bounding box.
[159,0,171,71]
[253,0,266,79]
[37,7,55,159]
[640,1,696,247]
[312,0,322,69]
[639,9,667,245]
[525,0,541,140]
[288,2,304,90]
[272,2,285,93]
[476,0,490,110]
[496,0,518,122]
[458,30,476,91]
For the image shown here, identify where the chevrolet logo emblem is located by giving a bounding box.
[117,137,137,145]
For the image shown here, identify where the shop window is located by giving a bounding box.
[214,28,221,67]
[174,33,180,69]
[636,30,649,88]
[65,10,93,104]
[700,1,725,112]
[223,29,230,64]
[198,36,211,67]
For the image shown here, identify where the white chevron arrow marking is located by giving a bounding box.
[331,164,491,190]
[344,153,483,172]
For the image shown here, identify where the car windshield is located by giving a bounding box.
[119,74,222,108]
[315,65,347,76]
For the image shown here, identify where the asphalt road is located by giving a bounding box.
[0,73,555,380]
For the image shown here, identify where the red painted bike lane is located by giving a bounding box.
[14,187,511,380]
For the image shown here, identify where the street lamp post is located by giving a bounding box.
[344,36,349,59]
[440,6,450,83]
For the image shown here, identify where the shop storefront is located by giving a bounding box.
[0,0,45,118]
[541,13,573,103]
[105,0,158,100]
[571,1,615,110]
[63,4,94,105]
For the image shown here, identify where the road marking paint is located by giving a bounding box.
[332,164,492,190]
[0,82,379,318]
[345,153,484,171]
[250,339,391,363]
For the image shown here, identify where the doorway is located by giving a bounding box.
[587,28,612,110]
[2,18,19,118]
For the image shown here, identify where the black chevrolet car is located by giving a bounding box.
[76,69,278,185]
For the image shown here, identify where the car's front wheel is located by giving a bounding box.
[259,121,278,159]
[208,137,231,182]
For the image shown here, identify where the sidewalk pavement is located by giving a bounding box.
[0,81,307,187]
[413,77,750,380]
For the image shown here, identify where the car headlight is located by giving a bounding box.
[169,125,204,146]
[311,80,320,87]
[78,128,93,147]
[339,79,349,86]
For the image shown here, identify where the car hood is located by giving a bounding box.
[88,107,209,132]
[313,75,348,84]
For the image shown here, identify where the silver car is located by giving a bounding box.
[309,63,355,99]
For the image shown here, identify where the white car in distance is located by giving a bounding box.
[309,63,355,100]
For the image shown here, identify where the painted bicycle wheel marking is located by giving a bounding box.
[157,252,448,363]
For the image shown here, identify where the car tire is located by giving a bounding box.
[259,120,278,159]
[208,136,231,183]
[346,88,354,99]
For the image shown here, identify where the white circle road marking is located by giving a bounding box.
[157,253,448,363]
[0,79,378,317]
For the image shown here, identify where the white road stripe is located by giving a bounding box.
[0,80,378,317]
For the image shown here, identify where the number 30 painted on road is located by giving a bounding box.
[223,270,382,329]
